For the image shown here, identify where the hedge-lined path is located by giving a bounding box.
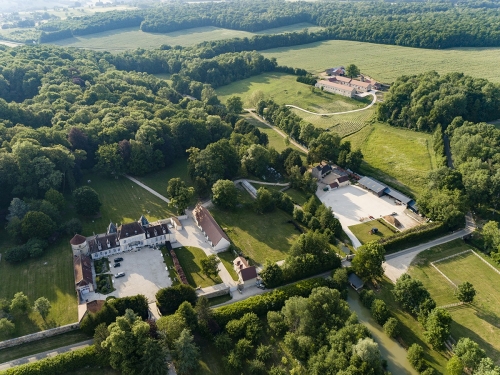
[0,340,93,371]
[383,213,476,282]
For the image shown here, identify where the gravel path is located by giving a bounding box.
[285,92,377,116]
[125,175,170,203]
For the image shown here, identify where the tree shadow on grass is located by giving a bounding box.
[469,304,500,332]
[450,319,499,360]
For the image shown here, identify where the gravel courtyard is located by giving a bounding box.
[317,184,419,248]
[109,247,171,302]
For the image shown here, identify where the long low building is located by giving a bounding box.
[315,80,356,98]
[358,176,418,212]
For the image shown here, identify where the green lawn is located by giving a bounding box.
[49,23,323,52]
[136,159,193,195]
[160,245,179,286]
[0,237,77,339]
[78,173,176,236]
[0,330,91,363]
[261,40,500,85]
[210,196,301,265]
[217,251,239,281]
[348,219,396,245]
[174,246,222,288]
[208,294,232,306]
[345,122,437,197]
[408,240,500,362]
[282,187,310,206]
[217,72,368,112]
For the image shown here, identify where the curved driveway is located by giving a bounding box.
[285,92,377,116]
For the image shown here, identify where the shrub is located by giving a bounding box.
[407,343,426,372]
[359,289,375,308]
[4,245,29,263]
[156,284,197,315]
[383,317,400,338]
[378,222,446,253]
[371,299,390,325]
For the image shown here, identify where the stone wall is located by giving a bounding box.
[0,322,80,350]
[196,283,230,299]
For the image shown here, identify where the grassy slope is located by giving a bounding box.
[80,173,176,236]
[136,159,193,194]
[408,240,500,362]
[174,246,222,288]
[348,219,396,245]
[261,40,500,84]
[345,123,437,197]
[50,23,323,52]
[210,191,300,265]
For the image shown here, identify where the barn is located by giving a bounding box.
[357,176,418,212]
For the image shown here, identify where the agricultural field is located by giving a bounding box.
[408,240,500,362]
[260,40,500,84]
[345,123,437,196]
[216,72,368,112]
[0,236,77,339]
[210,191,301,265]
[78,173,176,236]
[49,23,323,52]
[173,246,222,288]
[348,219,397,245]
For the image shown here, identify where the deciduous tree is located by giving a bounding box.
[211,179,238,209]
[73,186,101,216]
[200,255,221,278]
[34,297,51,320]
[455,281,476,303]
[424,308,452,350]
[167,178,194,215]
[173,329,200,375]
[351,241,385,280]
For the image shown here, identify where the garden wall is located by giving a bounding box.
[0,323,80,350]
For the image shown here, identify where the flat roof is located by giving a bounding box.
[358,176,386,193]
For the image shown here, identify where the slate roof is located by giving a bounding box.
[74,254,93,287]
[348,273,364,290]
[107,222,117,234]
[384,187,413,205]
[117,222,145,239]
[193,204,230,246]
[358,176,386,194]
[139,215,149,227]
[144,223,168,238]
[87,233,119,254]
[70,234,87,245]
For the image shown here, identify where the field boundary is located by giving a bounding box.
[431,249,500,288]
[285,92,376,116]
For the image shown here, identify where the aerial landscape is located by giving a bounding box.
[1,0,500,374]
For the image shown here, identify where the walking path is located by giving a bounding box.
[285,92,377,116]
[383,214,476,282]
[0,340,93,371]
[125,175,170,203]
[245,110,309,153]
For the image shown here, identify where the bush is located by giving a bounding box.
[156,284,197,315]
[407,343,426,372]
[213,278,328,328]
[359,289,375,308]
[371,299,390,325]
[378,222,446,253]
[4,245,29,263]
[383,317,400,338]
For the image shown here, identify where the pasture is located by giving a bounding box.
[50,23,323,52]
[260,40,500,84]
[345,123,437,196]
[408,240,500,362]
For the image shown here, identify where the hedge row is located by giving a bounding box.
[1,346,100,375]
[378,221,447,253]
[213,277,327,328]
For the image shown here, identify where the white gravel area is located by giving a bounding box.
[317,184,419,248]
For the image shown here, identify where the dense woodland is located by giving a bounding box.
[25,0,500,49]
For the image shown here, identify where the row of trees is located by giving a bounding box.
[0,292,51,337]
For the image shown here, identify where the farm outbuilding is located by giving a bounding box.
[348,273,364,291]
[357,176,417,212]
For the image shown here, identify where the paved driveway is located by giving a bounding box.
[317,185,419,248]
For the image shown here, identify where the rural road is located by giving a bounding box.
[383,214,476,282]
[0,340,93,371]
[285,91,377,116]
[125,175,170,203]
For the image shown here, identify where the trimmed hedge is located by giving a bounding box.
[378,221,447,253]
[213,278,327,328]
[1,345,100,375]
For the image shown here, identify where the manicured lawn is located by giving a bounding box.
[345,122,438,197]
[50,23,323,52]
[0,330,91,363]
[174,246,222,288]
[210,200,301,265]
[160,245,179,286]
[348,219,396,245]
[78,173,176,236]
[0,238,78,339]
[261,39,500,84]
[408,240,500,362]
[136,159,193,194]
[217,251,239,281]
[217,72,368,113]
[208,294,232,306]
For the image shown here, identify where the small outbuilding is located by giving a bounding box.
[233,256,258,288]
[348,273,364,291]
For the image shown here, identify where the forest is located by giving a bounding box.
[28,0,500,49]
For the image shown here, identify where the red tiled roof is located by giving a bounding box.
[74,255,93,287]
[193,204,230,246]
[317,80,355,92]
[70,234,86,245]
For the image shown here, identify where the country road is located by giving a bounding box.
[285,91,377,116]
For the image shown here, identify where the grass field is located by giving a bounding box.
[49,23,323,52]
[348,219,396,245]
[0,330,91,363]
[217,251,239,281]
[216,72,368,112]
[408,240,500,362]
[345,123,437,196]
[0,236,77,339]
[282,187,310,206]
[174,246,222,288]
[136,159,193,195]
[79,173,176,236]
[210,191,300,265]
[260,40,500,84]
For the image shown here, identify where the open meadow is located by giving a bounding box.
[50,23,323,52]
[260,40,500,84]
[345,123,437,196]
[408,240,500,362]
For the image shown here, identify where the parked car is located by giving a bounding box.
[114,272,125,278]
[114,257,124,262]
[114,262,121,268]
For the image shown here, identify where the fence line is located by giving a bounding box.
[430,262,457,288]
[433,249,472,264]
[438,302,465,309]
[470,250,500,276]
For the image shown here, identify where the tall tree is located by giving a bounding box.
[211,179,238,209]
[424,308,452,350]
[200,255,221,278]
[226,96,244,114]
[346,64,360,78]
[455,281,476,303]
[351,241,385,280]
[167,178,194,215]
[73,186,101,216]
[10,292,30,315]
[173,329,200,375]
[33,297,51,321]
[21,211,55,241]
